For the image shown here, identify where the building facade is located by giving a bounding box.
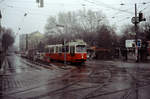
[19,31,44,52]
[19,34,27,52]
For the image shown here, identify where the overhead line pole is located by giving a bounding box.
[135,3,139,62]
[135,4,139,99]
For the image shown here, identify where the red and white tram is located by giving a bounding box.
[44,40,87,64]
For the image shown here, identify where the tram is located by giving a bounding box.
[44,40,87,64]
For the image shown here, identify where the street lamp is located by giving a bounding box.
[120,3,125,6]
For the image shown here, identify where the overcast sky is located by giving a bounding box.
[0,0,150,45]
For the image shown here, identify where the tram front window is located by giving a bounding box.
[76,45,86,52]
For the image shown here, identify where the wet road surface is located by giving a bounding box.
[0,54,150,99]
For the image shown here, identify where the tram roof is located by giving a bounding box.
[67,40,86,46]
[46,44,62,48]
[46,40,86,47]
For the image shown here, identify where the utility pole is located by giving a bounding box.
[132,4,146,62]
[130,3,146,99]
[134,4,139,99]
[26,34,28,51]
[134,3,139,62]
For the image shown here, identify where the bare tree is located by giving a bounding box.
[97,25,116,48]
[140,18,150,40]
[43,9,119,50]
[2,28,15,52]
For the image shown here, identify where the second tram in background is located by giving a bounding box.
[43,40,87,64]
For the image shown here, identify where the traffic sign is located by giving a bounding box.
[129,32,136,35]
[131,17,139,24]
[125,40,135,48]
[137,40,141,47]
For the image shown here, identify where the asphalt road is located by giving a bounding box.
[0,53,150,99]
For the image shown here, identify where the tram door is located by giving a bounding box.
[70,46,75,56]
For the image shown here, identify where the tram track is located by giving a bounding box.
[114,59,150,99]
[81,81,150,99]
[21,58,54,70]
[16,57,150,99]
[120,65,150,99]
[80,62,114,99]
[14,60,112,99]
[81,62,150,99]
[31,61,113,98]
[45,64,112,97]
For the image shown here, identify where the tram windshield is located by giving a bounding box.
[76,45,86,52]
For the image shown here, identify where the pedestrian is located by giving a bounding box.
[124,48,128,61]
[0,51,5,70]
[140,47,143,61]
[140,41,148,61]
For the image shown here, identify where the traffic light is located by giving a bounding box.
[137,40,141,47]
[36,0,44,8]
[139,12,143,22]
[143,18,146,21]
[40,0,44,7]
[36,0,39,3]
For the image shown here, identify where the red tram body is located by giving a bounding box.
[44,40,87,64]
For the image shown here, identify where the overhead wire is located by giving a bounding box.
[12,1,45,35]
[2,0,81,7]
[1,1,71,34]
[94,0,134,14]
[2,4,54,17]
[3,0,150,34]
[84,0,133,14]
[139,3,150,12]
[1,2,77,15]
[82,0,131,18]
[94,0,150,24]
[82,0,134,27]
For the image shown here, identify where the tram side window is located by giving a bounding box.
[70,46,75,54]
[66,46,69,52]
[50,47,54,53]
[56,46,59,53]
[62,46,69,53]
[58,46,62,53]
